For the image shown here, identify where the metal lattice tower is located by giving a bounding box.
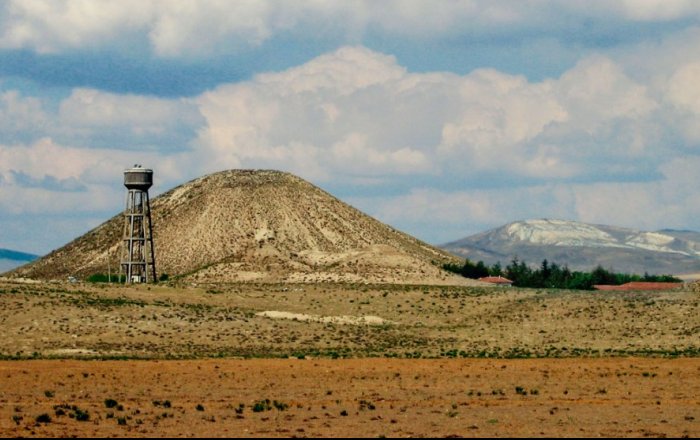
[120,165,156,283]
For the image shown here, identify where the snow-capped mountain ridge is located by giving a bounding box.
[505,219,622,248]
[504,219,698,256]
[441,219,700,275]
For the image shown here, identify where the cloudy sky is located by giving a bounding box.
[2,0,700,254]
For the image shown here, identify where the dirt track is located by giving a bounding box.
[1,358,698,438]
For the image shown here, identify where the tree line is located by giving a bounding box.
[443,258,681,290]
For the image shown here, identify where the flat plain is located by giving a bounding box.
[1,358,699,438]
[0,279,698,437]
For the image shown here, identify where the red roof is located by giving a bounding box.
[594,284,625,291]
[594,282,683,291]
[479,276,513,285]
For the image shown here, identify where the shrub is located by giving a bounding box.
[515,386,528,396]
[74,408,90,422]
[359,400,376,411]
[105,399,119,409]
[273,400,289,411]
[252,400,271,413]
[35,414,52,424]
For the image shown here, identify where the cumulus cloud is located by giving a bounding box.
[0,0,153,53]
[0,81,204,151]
[0,90,48,142]
[4,36,700,250]
[615,0,700,21]
[2,1,700,57]
[573,157,700,230]
[192,47,672,186]
[0,138,187,211]
[194,46,435,181]
[57,88,203,149]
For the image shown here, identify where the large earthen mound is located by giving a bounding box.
[11,170,476,285]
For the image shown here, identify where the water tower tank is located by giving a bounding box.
[124,166,153,191]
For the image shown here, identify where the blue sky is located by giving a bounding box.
[2,0,700,254]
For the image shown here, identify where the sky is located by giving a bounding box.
[2,0,700,255]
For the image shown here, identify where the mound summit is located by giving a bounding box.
[12,170,476,285]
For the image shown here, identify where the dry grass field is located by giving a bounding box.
[1,358,698,438]
[0,279,698,437]
[0,280,697,359]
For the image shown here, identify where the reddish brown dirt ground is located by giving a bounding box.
[0,358,698,438]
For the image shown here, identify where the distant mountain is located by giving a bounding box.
[441,219,700,275]
[0,248,38,273]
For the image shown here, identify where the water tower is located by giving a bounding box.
[119,165,156,283]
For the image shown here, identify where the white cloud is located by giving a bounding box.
[188,45,700,188]
[57,88,203,148]
[5,36,700,251]
[194,46,433,180]
[0,138,91,181]
[616,0,700,21]
[0,81,204,151]
[666,62,700,114]
[439,69,569,174]
[572,157,700,230]
[255,46,406,95]
[0,90,48,136]
[2,1,700,57]
[187,44,700,242]
[148,0,277,57]
[0,137,188,206]
[0,0,153,53]
[556,56,656,126]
